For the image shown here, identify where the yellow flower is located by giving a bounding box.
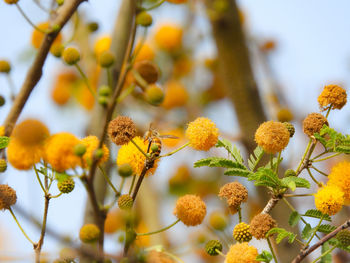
[314,184,344,216]
[116,136,158,176]
[104,208,125,234]
[255,121,289,154]
[154,24,183,52]
[161,80,189,109]
[44,132,81,172]
[0,126,4,136]
[7,139,44,170]
[134,42,155,62]
[318,84,347,111]
[79,224,100,243]
[328,161,350,203]
[174,194,206,226]
[135,221,150,247]
[52,71,77,106]
[185,117,219,151]
[276,108,293,122]
[81,136,109,167]
[250,213,276,240]
[31,22,62,49]
[225,242,258,263]
[94,35,111,58]
[12,119,49,146]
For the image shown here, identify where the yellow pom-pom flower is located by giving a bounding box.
[173,194,206,226]
[255,121,290,154]
[185,117,219,151]
[225,242,258,263]
[314,184,344,216]
[134,42,155,62]
[116,136,158,176]
[81,136,109,167]
[31,22,62,49]
[0,126,4,136]
[328,161,350,204]
[79,224,100,243]
[94,35,111,58]
[233,222,252,243]
[44,132,81,172]
[154,24,183,52]
[162,80,189,109]
[318,84,347,111]
[12,119,49,146]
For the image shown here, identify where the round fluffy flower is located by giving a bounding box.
[174,195,206,226]
[161,80,189,110]
[81,135,109,167]
[255,121,289,154]
[154,24,183,52]
[185,117,219,151]
[0,184,17,210]
[302,113,328,137]
[314,185,344,216]
[12,119,49,146]
[218,182,248,213]
[225,242,258,263]
[134,42,155,62]
[79,224,100,243]
[44,132,81,172]
[31,22,62,49]
[0,126,4,136]
[337,229,350,247]
[318,84,347,111]
[104,208,124,234]
[108,116,136,145]
[250,213,277,240]
[52,71,77,105]
[62,47,80,65]
[328,161,350,203]
[4,0,19,4]
[134,60,159,84]
[7,139,44,170]
[233,222,252,242]
[94,35,111,57]
[116,136,158,176]
[209,211,228,231]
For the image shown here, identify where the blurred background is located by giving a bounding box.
[0,0,350,262]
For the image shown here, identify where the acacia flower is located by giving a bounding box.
[250,213,276,240]
[225,242,258,263]
[254,120,289,154]
[79,224,100,243]
[116,136,158,176]
[318,84,347,111]
[44,132,81,172]
[134,42,155,62]
[0,126,4,136]
[218,182,248,214]
[31,22,62,49]
[302,113,328,137]
[155,24,183,52]
[81,135,109,167]
[162,80,189,110]
[12,119,49,146]
[233,222,252,242]
[0,184,17,210]
[108,116,136,145]
[174,195,206,226]
[328,161,350,203]
[314,184,344,216]
[185,117,219,151]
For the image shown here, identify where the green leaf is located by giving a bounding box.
[256,251,273,262]
[224,166,251,177]
[248,168,282,189]
[316,224,337,234]
[216,139,244,164]
[193,157,241,168]
[0,136,10,149]
[335,145,350,154]
[248,146,264,171]
[303,209,331,222]
[281,177,311,190]
[301,223,313,240]
[288,211,301,227]
[267,228,297,244]
[320,242,332,263]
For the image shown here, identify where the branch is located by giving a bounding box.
[291,219,350,263]
[3,0,86,137]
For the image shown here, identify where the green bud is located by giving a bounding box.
[74,144,86,156]
[0,159,7,173]
[118,194,133,210]
[98,85,112,96]
[205,240,223,256]
[337,229,350,247]
[283,122,295,138]
[99,51,115,68]
[62,47,80,65]
[57,177,75,194]
[284,169,296,177]
[56,0,64,6]
[151,143,159,153]
[118,163,133,177]
[136,11,153,27]
[98,96,109,106]
[94,148,104,159]
[0,96,5,107]
[88,22,99,32]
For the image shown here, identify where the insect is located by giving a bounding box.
[143,123,179,157]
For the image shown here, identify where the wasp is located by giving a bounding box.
[143,124,179,157]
